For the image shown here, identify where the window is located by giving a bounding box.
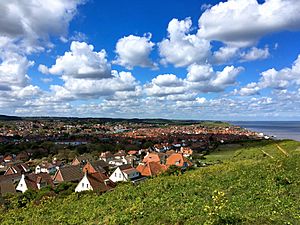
[82,183,84,188]
[119,173,121,178]
[115,173,117,177]
[86,183,89,188]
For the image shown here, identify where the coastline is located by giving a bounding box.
[231,121,300,142]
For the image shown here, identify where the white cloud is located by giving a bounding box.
[0,0,84,53]
[198,0,300,47]
[187,64,213,82]
[0,0,84,115]
[0,52,34,87]
[240,47,270,62]
[38,64,49,74]
[114,34,156,69]
[259,54,300,89]
[233,82,260,96]
[41,41,111,79]
[159,18,211,67]
[212,46,239,64]
[196,97,206,104]
[235,54,300,96]
[145,74,186,97]
[152,74,183,87]
[211,66,243,87]
[186,64,243,92]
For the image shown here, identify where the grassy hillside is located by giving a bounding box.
[1,140,300,224]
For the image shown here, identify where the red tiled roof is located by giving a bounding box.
[166,153,193,167]
[86,172,115,193]
[127,150,137,155]
[24,173,54,190]
[136,162,167,177]
[142,153,160,163]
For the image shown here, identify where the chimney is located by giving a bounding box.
[104,179,110,186]
[84,168,88,176]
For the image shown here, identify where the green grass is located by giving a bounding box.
[1,140,300,224]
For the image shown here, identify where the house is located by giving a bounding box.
[3,154,13,163]
[114,150,126,159]
[108,151,129,167]
[125,155,138,166]
[82,160,109,174]
[180,147,193,157]
[127,150,138,156]
[15,151,30,162]
[35,162,58,174]
[16,173,54,193]
[0,180,16,196]
[109,164,144,183]
[142,152,167,164]
[0,173,22,185]
[136,162,167,177]
[52,165,83,183]
[166,153,193,168]
[99,151,114,162]
[72,155,94,166]
[4,163,30,175]
[75,171,115,193]
[153,143,170,152]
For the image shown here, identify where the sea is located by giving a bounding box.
[230,121,300,142]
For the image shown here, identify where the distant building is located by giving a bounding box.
[0,179,16,196]
[4,163,30,175]
[16,173,54,193]
[136,162,167,177]
[166,153,193,168]
[99,151,114,162]
[82,160,109,174]
[109,164,145,183]
[72,155,94,166]
[53,165,83,183]
[75,172,115,193]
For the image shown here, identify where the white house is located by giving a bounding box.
[75,172,115,193]
[108,157,129,167]
[16,173,54,193]
[35,163,58,174]
[109,164,141,183]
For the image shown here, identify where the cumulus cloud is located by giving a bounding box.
[0,0,84,53]
[60,71,138,98]
[114,34,156,69]
[240,47,270,62]
[159,18,211,67]
[40,41,111,79]
[235,54,300,96]
[187,64,213,82]
[211,66,243,87]
[186,64,244,92]
[0,52,34,87]
[145,74,186,97]
[233,82,260,96]
[212,46,239,64]
[152,74,183,87]
[0,0,84,115]
[259,56,300,89]
[198,0,300,47]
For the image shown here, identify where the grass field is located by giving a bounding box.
[0,139,299,224]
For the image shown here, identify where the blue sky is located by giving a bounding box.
[1,0,300,120]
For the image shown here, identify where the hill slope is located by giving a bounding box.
[1,140,300,224]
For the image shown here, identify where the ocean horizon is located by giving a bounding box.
[231,121,300,142]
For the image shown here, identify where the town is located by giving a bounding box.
[0,117,264,198]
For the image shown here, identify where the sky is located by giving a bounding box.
[1,0,300,120]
